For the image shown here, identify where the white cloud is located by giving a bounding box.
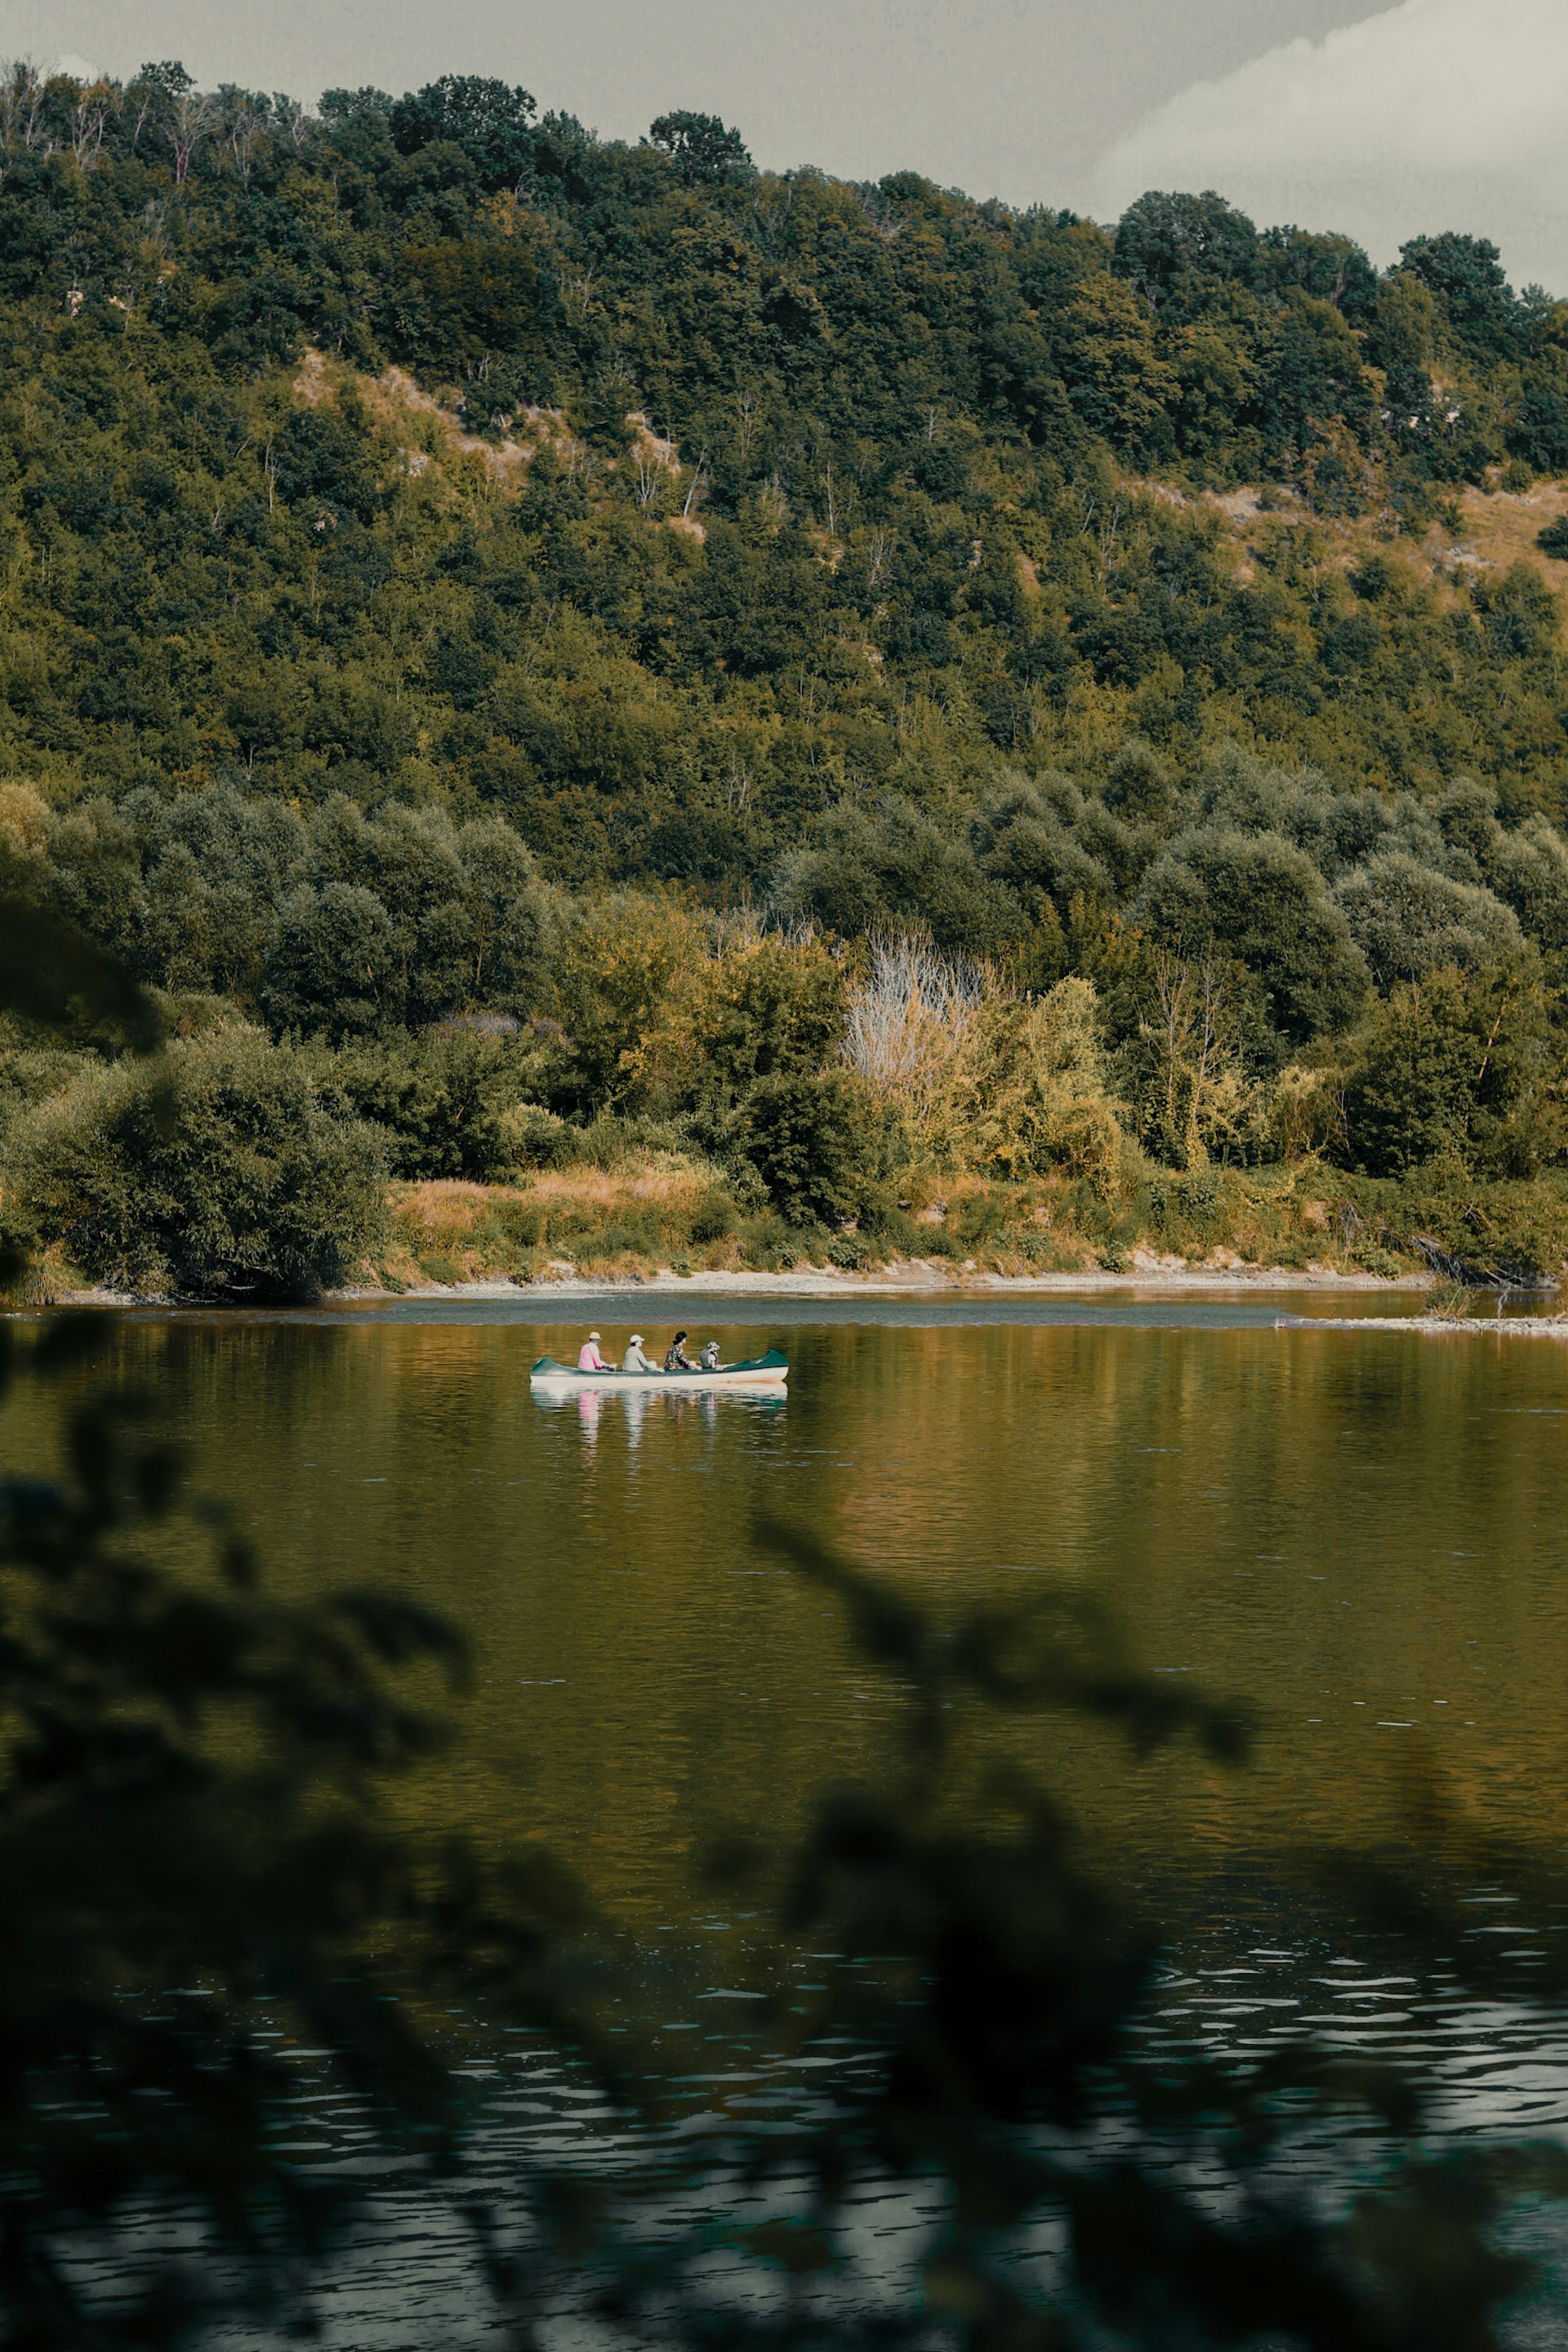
[1089,0,1568,294]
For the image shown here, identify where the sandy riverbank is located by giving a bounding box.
[356,1262,1430,1302]
[59,1262,1429,1307]
[1277,1312,1567,1337]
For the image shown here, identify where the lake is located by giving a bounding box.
[17,1290,1568,2341]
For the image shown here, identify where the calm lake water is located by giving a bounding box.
[17,1290,1568,2341]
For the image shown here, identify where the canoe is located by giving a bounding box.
[530,1348,789,1391]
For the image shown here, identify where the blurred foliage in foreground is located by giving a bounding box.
[4,1405,1568,2348]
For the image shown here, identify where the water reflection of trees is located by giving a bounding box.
[7,1397,1568,2349]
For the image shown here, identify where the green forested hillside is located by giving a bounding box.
[5,60,1568,1292]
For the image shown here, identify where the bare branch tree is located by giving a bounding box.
[845,936,984,1130]
[167,90,216,187]
[70,82,116,171]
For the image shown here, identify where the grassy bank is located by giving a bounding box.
[363,1156,1568,1292]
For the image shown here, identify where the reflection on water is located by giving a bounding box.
[13,1295,1568,2338]
[534,1381,786,1449]
[12,1295,1568,1917]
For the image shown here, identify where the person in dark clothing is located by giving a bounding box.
[664,1330,693,1372]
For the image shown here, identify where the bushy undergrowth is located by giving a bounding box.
[9,896,1568,1294]
[370,1152,1568,1294]
[14,1029,388,1297]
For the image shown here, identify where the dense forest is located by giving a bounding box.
[3,59,1568,1292]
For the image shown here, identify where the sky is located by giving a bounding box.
[7,0,1568,292]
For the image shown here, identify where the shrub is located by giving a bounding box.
[862,1198,920,1255]
[13,1029,387,1298]
[941,978,1126,1194]
[738,1069,878,1226]
[826,1230,871,1269]
[311,1031,533,1180]
[688,1188,739,1245]
[502,1102,573,1169]
[488,1196,543,1249]
[951,1191,1008,1248]
[738,1209,804,1269]
[581,1213,662,1264]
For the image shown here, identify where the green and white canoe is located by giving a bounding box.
[530,1348,788,1391]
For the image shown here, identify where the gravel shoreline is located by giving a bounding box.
[1276,1312,1567,1337]
[44,1261,1437,1308]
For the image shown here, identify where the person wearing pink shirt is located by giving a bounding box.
[577,1330,608,1371]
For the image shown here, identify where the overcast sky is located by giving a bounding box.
[7,0,1567,291]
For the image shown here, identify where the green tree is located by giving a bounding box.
[1113,188,1258,312]
[1137,827,1370,1044]
[1339,960,1555,1178]
[648,109,753,187]
[15,1027,389,1296]
[1400,230,1521,358]
[388,74,537,188]
[738,1067,877,1224]
[1336,853,1521,988]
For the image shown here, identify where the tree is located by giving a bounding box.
[1123,951,1266,1170]
[310,1028,533,1180]
[941,976,1126,1190]
[1515,353,1568,470]
[1254,225,1379,322]
[1336,853,1521,989]
[1339,960,1554,1179]
[15,1027,389,1296]
[675,934,846,1099]
[1137,828,1370,1045]
[388,74,537,188]
[269,406,382,522]
[775,799,1018,958]
[739,1067,877,1224]
[263,881,399,1039]
[1113,189,1258,311]
[648,109,753,187]
[400,238,550,370]
[1400,230,1520,358]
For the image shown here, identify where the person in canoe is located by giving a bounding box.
[621,1332,656,1373]
[701,1340,721,1370]
[577,1330,608,1371]
[664,1330,694,1373]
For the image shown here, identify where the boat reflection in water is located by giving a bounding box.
[533,1379,786,1449]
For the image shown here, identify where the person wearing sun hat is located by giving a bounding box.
[577,1330,608,1371]
[621,1332,656,1373]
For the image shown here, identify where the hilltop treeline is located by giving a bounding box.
[5,62,1568,868]
[3,61,1568,1288]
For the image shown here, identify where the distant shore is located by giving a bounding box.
[1276,1313,1567,1338]
[348,1261,1434,1301]
[41,1259,1443,1308]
